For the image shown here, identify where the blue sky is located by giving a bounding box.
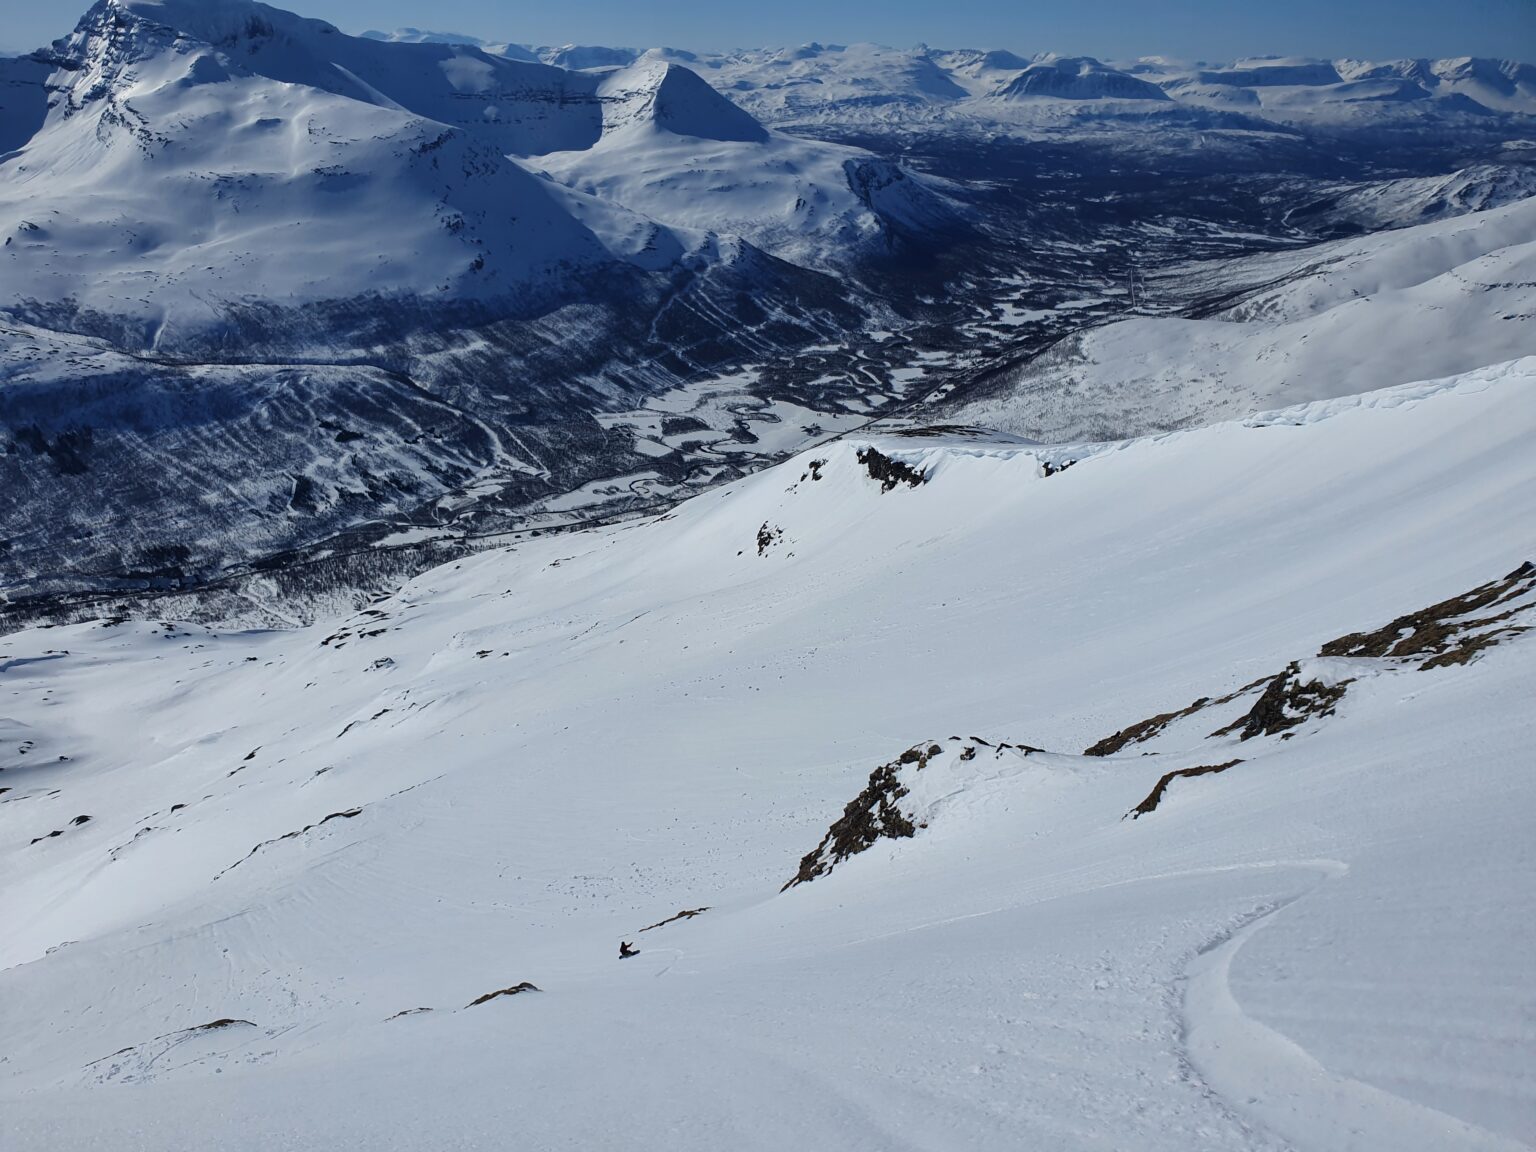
[7,0,1534,61]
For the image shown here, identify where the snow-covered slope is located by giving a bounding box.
[1141,55,1536,123]
[592,58,768,143]
[544,44,641,71]
[2,358,1533,1149]
[532,56,958,268]
[95,0,606,155]
[1288,162,1536,234]
[0,0,649,337]
[1338,56,1536,115]
[945,195,1536,441]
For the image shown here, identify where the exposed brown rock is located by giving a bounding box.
[856,447,926,492]
[639,907,710,933]
[1209,664,1351,741]
[466,982,540,1007]
[1084,676,1270,756]
[784,742,946,890]
[1125,760,1244,819]
[1321,561,1534,663]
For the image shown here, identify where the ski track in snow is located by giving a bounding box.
[824,854,1525,1151]
[1180,860,1529,1152]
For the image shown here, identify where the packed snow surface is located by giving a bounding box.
[2,358,1533,1150]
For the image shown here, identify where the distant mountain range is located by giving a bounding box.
[358,29,1536,121]
[0,0,1532,627]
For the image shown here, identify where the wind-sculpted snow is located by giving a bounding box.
[1,362,1532,1148]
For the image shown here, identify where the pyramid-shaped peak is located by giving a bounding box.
[598,60,768,143]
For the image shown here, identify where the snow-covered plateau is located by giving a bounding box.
[1,4,1535,1145]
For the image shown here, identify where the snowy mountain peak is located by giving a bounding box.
[545,44,640,71]
[358,27,542,62]
[597,59,768,142]
[360,27,483,46]
[975,49,1030,71]
[49,0,603,156]
[88,0,338,56]
[1206,57,1345,86]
